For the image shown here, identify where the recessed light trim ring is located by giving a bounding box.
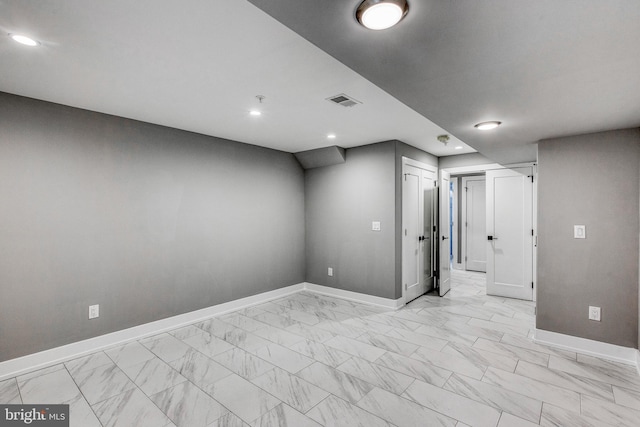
[9,33,40,46]
[356,0,409,30]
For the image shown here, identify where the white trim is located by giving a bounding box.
[0,283,304,381]
[402,156,437,173]
[0,282,403,381]
[303,282,404,310]
[534,329,639,367]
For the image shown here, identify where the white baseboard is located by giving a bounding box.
[302,282,404,310]
[534,329,639,368]
[0,282,402,381]
[0,283,304,381]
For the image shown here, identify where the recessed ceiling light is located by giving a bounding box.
[356,0,409,30]
[327,134,336,139]
[249,110,262,116]
[454,146,463,150]
[474,121,502,130]
[9,33,40,47]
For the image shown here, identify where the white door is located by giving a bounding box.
[463,177,486,272]
[402,163,436,304]
[486,167,534,300]
[439,170,451,296]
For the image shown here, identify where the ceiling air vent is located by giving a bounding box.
[327,93,361,107]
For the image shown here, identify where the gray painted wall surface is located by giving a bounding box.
[0,93,305,361]
[439,152,494,169]
[394,142,438,298]
[537,129,640,348]
[305,142,396,299]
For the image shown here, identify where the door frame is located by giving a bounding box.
[441,162,537,301]
[401,157,438,304]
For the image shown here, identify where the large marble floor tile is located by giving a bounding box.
[539,403,612,427]
[473,338,549,366]
[250,323,306,347]
[251,367,329,413]
[196,318,237,337]
[580,394,640,427]
[150,381,228,427]
[548,355,640,391]
[215,328,272,352]
[441,320,504,342]
[288,338,352,367]
[442,341,518,373]
[355,331,419,356]
[65,352,114,376]
[140,333,193,363]
[337,356,414,395]
[168,324,209,340]
[251,311,299,329]
[207,374,280,424]
[18,366,81,403]
[437,304,495,321]
[105,341,157,368]
[212,347,275,380]
[515,360,614,401]
[248,343,314,373]
[296,362,375,404]
[414,323,477,346]
[207,412,249,427]
[482,367,581,412]
[306,395,391,427]
[285,322,336,343]
[403,379,501,427]
[443,373,542,423]
[251,403,321,427]
[383,327,448,351]
[0,378,22,404]
[468,318,532,337]
[374,351,452,387]
[497,412,539,427]
[220,313,267,332]
[169,348,233,387]
[64,393,102,427]
[502,333,576,360]
[315,321,366,339]
[120,357,187,396]
[411,345,485,380]
[490,313,535,329]
[341,317,394,335]
[613,385,640,410]
[364,312,423,331]
[357,387,457,427]
[324,335,386,362]
[182,331,236,357]
[92,388,173,427]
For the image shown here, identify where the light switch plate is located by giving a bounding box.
[89,304,99,319]
[372,221,381,231]
[328,267,333,277]
[574,225,586,239]
[588,306,601,321]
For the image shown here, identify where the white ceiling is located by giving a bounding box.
[249,0,640,164]
[0,0,474,157]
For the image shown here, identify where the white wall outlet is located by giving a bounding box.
[588,306,601,321]
[372,221,381,231]
[328,267,333,277]
[574,225,586,239]
[89,304,100,319]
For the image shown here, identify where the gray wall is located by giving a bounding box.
[537,128,640,348]
[0,92,305,362]
[438,152,493,170]
[305,142,396,299]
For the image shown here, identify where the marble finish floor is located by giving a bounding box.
[2,270,640,426]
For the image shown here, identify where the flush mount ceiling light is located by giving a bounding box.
[454,146,463,150]
[356,0,409,30]
[327,133,336,139]
[474,121,502,130]
[9,33,40,46]
[249,110,261,116]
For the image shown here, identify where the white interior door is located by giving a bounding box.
[402,168,421,303]
[439,170,451,296]
[403,162,436,304]
[463,176,486,272]
[486,167,533,300]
